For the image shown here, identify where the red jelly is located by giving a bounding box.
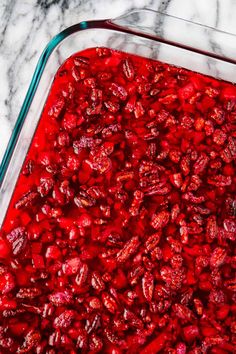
[0,47,235,353]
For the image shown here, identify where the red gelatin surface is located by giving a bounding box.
[0,47,236,353]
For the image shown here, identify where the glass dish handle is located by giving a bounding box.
[110,8,236,64]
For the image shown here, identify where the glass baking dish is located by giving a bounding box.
[0,8,236,224]
[0,8,236,353]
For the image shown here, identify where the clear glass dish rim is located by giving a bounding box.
[1,7,236,186]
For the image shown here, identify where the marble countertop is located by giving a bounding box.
[0,0,236,164]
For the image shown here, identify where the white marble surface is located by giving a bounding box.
[0,0,236,164]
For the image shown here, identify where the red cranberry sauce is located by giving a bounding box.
[0,47,235,353]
